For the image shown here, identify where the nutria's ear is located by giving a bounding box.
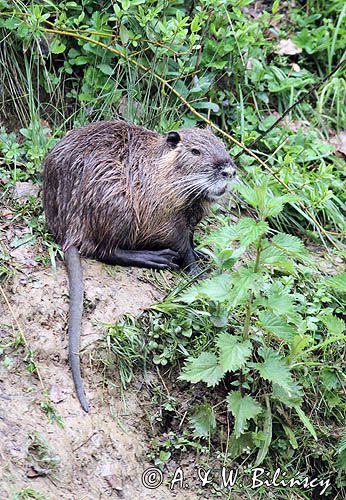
[167,131,181,148]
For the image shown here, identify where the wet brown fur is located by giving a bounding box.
[43,120,233,264]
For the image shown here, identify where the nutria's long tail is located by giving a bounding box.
[65,246,89,412]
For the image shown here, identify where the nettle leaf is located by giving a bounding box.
[260,245,294,272]
[288,334,311,362]
[322,315,345,335]
[263,194,296,218]
[216,333,252,372]
[229,267,262,307]
[204,225,239,248]
[235,183,259,208]
[325,272,346,293]
[236,218,269,246]
[179,352,224,387]
[207,218,268,250]
[227,432,254,459]
[272,233,306,257]
[337,431,346,473]
[258,310,297,342]
[227,391,262,438]
[178,274,231,304]
[272,381,303,407]
[254,347,296,395]
[219,246,247,268]
[190,404,216,438]
[262,284,297,316]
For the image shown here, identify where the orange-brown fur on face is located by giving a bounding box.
[43,120,235,263]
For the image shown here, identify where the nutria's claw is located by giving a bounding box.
[140,249,180,270]
[156,249,180,258]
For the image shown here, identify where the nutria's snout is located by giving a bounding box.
[213,155,237,178]
[206,157,238,201]
[219,161,237,179]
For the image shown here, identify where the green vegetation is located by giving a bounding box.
[0,0,345,497]
[26,432,61,476]
[12,489,46,500]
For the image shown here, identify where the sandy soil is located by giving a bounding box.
[0,259,188,499]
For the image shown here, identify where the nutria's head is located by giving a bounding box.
[161,127,237,202]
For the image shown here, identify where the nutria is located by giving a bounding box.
[43,120,236,412]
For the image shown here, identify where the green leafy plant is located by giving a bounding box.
[172,180,345,465]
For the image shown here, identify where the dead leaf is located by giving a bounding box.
[104,474,123,491]
[49,384,67,403]
[329,131,346,158]
[40,119,52,138]
[10,246,38,267]
[275,39,302,56]
[12,181,40,201]
[0,208,13,219]
[246,58,254,70]
[26,465,50,477]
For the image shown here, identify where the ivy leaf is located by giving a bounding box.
[190,404,216,438]
[322,315,345,335]
[179,352,224,387]
[194,101,220,113]
[258,310,297,342]
[50,38,66,54]
[217,334,252,372]
[272,233,306,257]
[325,272,346,293]
[254,347,296,395]
[227,391,262,438]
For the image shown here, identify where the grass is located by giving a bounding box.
[0,0,345,498]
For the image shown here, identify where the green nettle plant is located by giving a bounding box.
[176,181,345,463]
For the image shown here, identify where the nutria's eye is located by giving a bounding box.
[191,148,201,156]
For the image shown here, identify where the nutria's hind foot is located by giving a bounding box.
[100,248,180,270]
[194,249,209,262]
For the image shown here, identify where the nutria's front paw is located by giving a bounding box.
[148,249,180,270]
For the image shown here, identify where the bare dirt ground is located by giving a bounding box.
[0,258,192,499]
